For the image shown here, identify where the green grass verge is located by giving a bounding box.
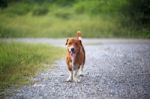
[0,1,149,38]
[0,14,118,38]
[0,42,65,93]
[1,13,149,38]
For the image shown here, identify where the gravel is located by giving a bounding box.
[2,39,150,99]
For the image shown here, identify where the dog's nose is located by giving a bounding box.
[71,48,75,52]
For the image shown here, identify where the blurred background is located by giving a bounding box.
[0,0,150,96]
[0,0,150,38]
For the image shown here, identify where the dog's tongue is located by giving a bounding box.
[70,52,74,57]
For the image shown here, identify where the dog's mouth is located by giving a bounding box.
[69,51,75,56]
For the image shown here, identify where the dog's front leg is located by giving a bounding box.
[73,64,80,82]
[67,70,73,82]
[79,65,84,76]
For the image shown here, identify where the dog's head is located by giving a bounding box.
[65,38,82,56]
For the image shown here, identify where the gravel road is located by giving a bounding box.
[2,38,150,99]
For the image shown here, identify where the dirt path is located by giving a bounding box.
[3,38,150,99]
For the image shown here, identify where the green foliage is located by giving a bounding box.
[0,0,8,8]
[74,3,85,14]
[51,0,77,6]
[54,10,72,19]
[74,0,127,15]
[122,0,150,26]
[0,42,65,91]
[0,0,149,38]
[4,3,31,16]
[32,5,49,16]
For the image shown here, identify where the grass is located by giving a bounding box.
[0,42,65,93]
[0,0,149,38]
[1,13,148,38]
[0,12,115,38]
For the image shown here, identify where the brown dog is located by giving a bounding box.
[65,31,85,82]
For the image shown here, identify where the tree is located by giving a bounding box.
[123,0,150,26]
[0,0,8,8]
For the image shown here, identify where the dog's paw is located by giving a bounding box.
[79,72,84,77]
[66,77,73,82]
[73,78,80,83]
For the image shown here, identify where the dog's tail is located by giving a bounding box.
[76,31,82,40]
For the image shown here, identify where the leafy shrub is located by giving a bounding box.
[51,0,77,6]
[0,0,8,8]
[5,3,31,16]
[122,0,150,26]
[54,11,72,19]
[74,3,85,14]
[32,6,49,16]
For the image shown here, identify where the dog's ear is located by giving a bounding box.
[78,40,82,45]
[65,38,68,45]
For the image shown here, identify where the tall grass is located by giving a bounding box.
[0,0,149,38]
[0,13,138,38]
[0,42,65,93]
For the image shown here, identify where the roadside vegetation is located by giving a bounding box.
[0,0,149,38]
[0,42,65,93]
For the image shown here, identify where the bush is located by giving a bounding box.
[5,3,31,16]
[32,6,49,16]
[54,10,72,19]
[0,0,8,8]
[51,0,77,6]
[74,3,85,14]
[122,0,150,26]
